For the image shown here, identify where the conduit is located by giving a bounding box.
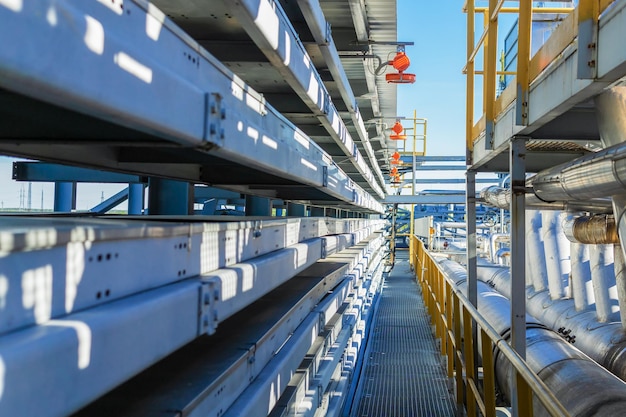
[438,258,626,417]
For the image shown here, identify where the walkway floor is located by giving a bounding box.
[350,252,456,416]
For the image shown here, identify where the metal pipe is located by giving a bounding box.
[439,259,626,416]
[488,233,509,264]
[531,141,626,203]
[614,244,626,329]
[480,185,613,213]
[570,242,592,311]
[589,244,616,323]
[542,211,565,299]
[477,262,626,385]
[562,215,619,244]
[526,210,548,291]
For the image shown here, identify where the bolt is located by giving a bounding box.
[220,108,226,119]
[209,123,217,135]
[204,293,210,305]
[588,42,596,49]
[588,60,596,67]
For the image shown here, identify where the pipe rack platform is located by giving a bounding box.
[348,252,456,417]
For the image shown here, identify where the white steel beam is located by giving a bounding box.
[0,0,382,212]
[222,0,385,199]
[296,0,387,191]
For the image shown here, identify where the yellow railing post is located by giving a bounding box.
[516,0,532,126]
[485,0,498,150]
[453,295,464,409]
[516,372,534,417]
[463,307,477,417]
[465,0,475,154]
[481,329,497,417]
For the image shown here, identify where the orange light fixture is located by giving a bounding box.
[389,121,407,140]
[386,50,416,84]
[392,151,401,160]
[391,167,398,175]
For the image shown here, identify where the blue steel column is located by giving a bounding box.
[510,137,527,416]
[245,195,271,216]
[287,202,306,217]
[148,178,192,215]
[310,206,325,217]
[54,181,75,212]
[128,183,144,215]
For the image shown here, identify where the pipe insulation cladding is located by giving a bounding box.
[436,258,626,417]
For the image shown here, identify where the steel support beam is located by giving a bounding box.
[223,0,384,199]
[510,137,527,417]
[287,202,307,217]
[310,206,325,217]
[128,183,144,215]
[13,162,145,183]
[148,178,192,215]
[53,181,75,212]
[245,195,272,216]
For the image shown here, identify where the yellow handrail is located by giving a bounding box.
[411,236,572,417]
[463,1,615,153]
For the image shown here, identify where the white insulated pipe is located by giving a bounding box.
[589,244,618,323]
[526,210,548,291]
[570,242,592,311]
[542,211,566,299]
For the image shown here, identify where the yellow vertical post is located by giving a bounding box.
[485,0,498,149]
[481,329,497,417]
[409,203,414,268]
[446,281,454,378]
[516,0,532,125]
[453,296,464,410]
[463,307,477,417]
[466,0,475,154]
[482,10,489,116]
[516,373,534,417]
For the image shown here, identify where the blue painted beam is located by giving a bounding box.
[13,162,145,183]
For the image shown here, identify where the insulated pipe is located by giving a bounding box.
[480,185,612,213]
[295,0,386,190]
[570,242,592,311]
[562,215,619,244]
[531,141,626,202]
[439,259,626,416]
[477,262,626,385]
[589,244,617,323]
[542,211,565,300]
[614,244,626,329]
[526,210,548,291]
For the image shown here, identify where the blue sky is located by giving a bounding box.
[397,1,468,156]
[0,1,508,209]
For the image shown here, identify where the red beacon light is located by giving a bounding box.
[386,49,416,84]
[389,121,407,140]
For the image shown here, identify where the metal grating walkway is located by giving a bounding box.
[350,252,456,416]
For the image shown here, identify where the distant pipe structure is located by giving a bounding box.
[438,258,626,416]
